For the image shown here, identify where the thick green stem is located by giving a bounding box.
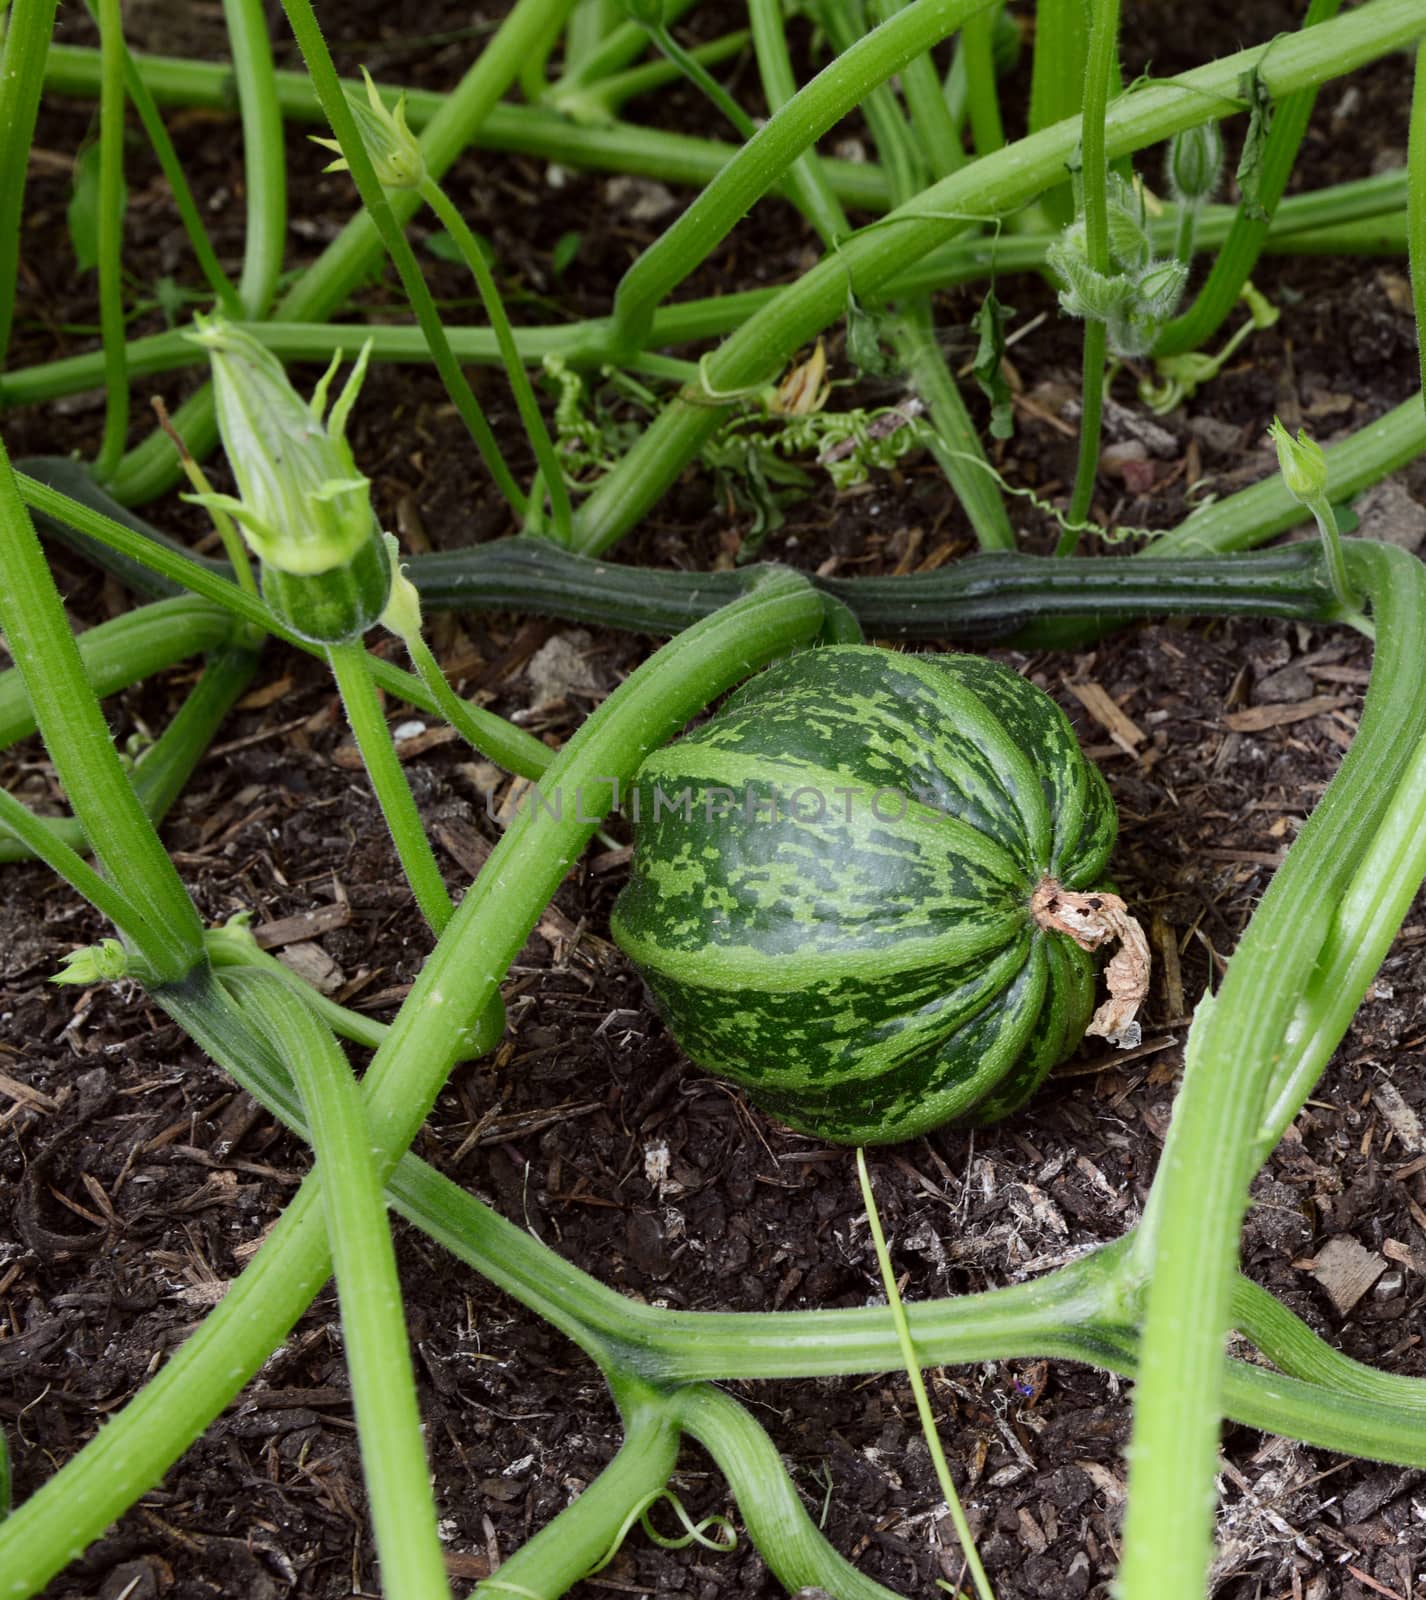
[645,20,757,142]
[0,0,59,366]
[326,640,455,938]
[1153,0,1345,357]
[0,644,257,865]
[0,595,232,749]
[17,467,554,778]
[418,176,572,541]
[1061,0,1120,539]
[230,972,450,1600]
[1256,671,1426,1153]
[111,35,244,319]
[672,1386,909,1600]
[469,1397,681,1599]
[607,0,998,356]
[3,170,1407,412]
[573,0,1426,554]
[92,0,130,480]
[279,0,527,521]
[748,0,851,247]
[0,571,834,1598]
[223,0,287,317]
[1119,541,1426,1600]
[960,6,1005,156]
[1027,0,1089,226]
[1151,387,1426,558]
[104,0,567,506]
[0,439,204,981]
[0,783,147,935]
[42,42,893,212]
[1409,40,1426,405]
[548,0,699,97]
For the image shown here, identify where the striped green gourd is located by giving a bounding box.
[610,646,1120,1144]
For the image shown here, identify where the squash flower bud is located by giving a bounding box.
[1166,122,1224,205]
[184,317,390,643]
[311,67,425,191]
[1267,416,1329,507]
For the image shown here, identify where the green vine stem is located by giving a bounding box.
[280,0,529,522]
[544,0,698,103]
[0,570,837,1599]
[11,453,1364,648]
[1026,0,1089,227]
[671,1384,908,1600]
[857,1148,992,1600]
[636,14,757,142]
[0,783,149,938]
[1059,0,1121,544]
[222,0,288,317]
[0,439,204,982]
[2,167,1407,412]
[101,0,567,507]
[752,0,1011,552]
[1151,386,1426,558]
[562,0,623,77]
[417,175,573,540]
[0,644,257,864]
[111,40,245,320]
[89,967,1426,1477]
[1153,0,1344,358]
[606,0,1000,357]
[551,31,753,129]
[227,972,451,1600]
[1254,685,1426,1156]
[748,0,851,250]
[1410,37,1426,403]
[470,1392,681,1600]
[0,0,59,366]
[959,6,1005,157]
[91,0,130,480]
[570,0,1426,554]
[1120,539,1426,1599]
[0,595,232,747]
[14,454,1358,645]
[42,42,894,212]
[325,640,458,936]
[14,468,555,779]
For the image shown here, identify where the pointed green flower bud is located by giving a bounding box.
[1104,193,1151,272]
[184,318,391,643]
[53,938,132,986]
[311,67,425,191]
[1166,121,1224,205]
[1268,417,1329,506]
[378,532,424,644]
[1134,258,1190,319]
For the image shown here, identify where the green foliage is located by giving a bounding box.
[66,141,123,273]
[1236,66,1275,220]
[970,287,1016,440]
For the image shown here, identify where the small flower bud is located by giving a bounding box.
[185,318,391,643]
[1134,258,1190,319]
[1268,417,1329,506]
[311,67,425,191]
[1166,121,1224,205]
[53,938,131,986]
[378,532,424,643]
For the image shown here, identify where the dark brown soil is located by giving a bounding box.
[3,5,1426,1599]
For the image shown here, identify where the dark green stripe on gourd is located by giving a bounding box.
[610,646,1120,1145]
